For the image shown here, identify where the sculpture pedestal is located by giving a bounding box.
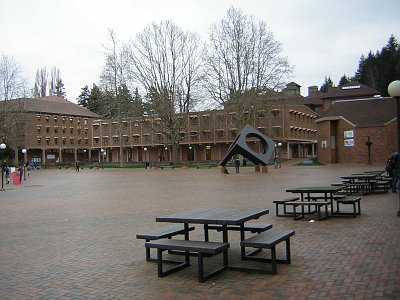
[261,166,268,173]
[255,165,260,172]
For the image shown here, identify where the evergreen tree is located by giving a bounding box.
[320,76,334,93]
[354,35,400,96]
[55,79,66,98]
[77,85,90,107]
[338,75,350,86]
[87,84,104,115]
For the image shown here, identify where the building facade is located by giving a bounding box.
[4,84,319,166]
[6,96,100,166]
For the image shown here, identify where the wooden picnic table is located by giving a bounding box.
[341,173,378,194]
[156,207,269,264]
[285,186,344,219]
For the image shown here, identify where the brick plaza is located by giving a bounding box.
[0,162,399,299]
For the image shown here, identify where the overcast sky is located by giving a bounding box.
[1,0,399,102]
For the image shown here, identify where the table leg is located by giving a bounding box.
[240,223,245,260]
[203,224,209,242]
[184,223,189,240]
[222,225,228,267]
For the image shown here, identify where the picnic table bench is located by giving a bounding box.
[240,229,295,274]
[204,222,270,237]
[334,196,361,217]
[145,239,229,282]
[284,200,331,220]
[136,225,195,261]
[273,197,300,217]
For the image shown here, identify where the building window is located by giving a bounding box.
[77,138,82,144]
[190,116,198,126]
[84,128,88,135]
[62,116,66,123]
[37,137,41,145]
[54,116,58,122]
[84,118,88,125]
[37,126,41,134]
[70,117,74,124]
[133,136,140,143]
[54,137,58,145]
[70,127,74,134]
[46,126,50,133]
[77,118,81,124]
[46,116,50,123]
[77,127,81,134]
[84,138,88,145]
[37,114,41,121]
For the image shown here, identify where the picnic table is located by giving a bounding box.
[285,186,344,220]
[156,207,269,261]
[341,173,378,195]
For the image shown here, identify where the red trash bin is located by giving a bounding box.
[13,172,20,185]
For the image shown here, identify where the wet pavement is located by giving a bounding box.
[0,162,399,299]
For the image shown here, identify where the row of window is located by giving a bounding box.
[37,114,89,125]
[37,125,89,135]
[37,136,89,145]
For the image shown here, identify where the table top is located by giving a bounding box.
[156,207,269,225]
[286,186,344,193]
[341,174,377,180]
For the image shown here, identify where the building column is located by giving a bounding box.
[286,143,290,159]
[74,149,78,162]
[88,149,92,162]
[42,149,46,165]
[59,149,62,163]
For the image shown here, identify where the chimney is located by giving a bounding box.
[308,86,319,96]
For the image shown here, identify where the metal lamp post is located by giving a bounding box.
[101,149,105,169]
[144,147,148,169]
[1,143,6,191]
[22,149,27,180]
[365,137,372,165]
[388,80,400,217]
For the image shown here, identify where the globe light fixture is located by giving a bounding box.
[388,80,400,217]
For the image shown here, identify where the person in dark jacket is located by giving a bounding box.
[391,153,398,192]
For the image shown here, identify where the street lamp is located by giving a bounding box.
[388,80,400,217]
[22,149,27,180]
[144,147,148,169]
[101,148,106,169]
[365,137,373,165]
[83,149,87,163]
[1,143,6,191]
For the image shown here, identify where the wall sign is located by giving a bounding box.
[344,139,354,147]
[344,130,354,138]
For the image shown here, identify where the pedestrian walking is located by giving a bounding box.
[234,156,240,173]
[5,165,10,184]
[76,161,80,172]
[274,155,281,168]
[18,163,23,183]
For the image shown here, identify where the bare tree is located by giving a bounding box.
[203,7,292,130]
[124,20,203,163]
[100,29,128,166]
[33,67,48,97]
[0,55,27,143]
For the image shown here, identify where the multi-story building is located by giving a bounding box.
[5,96,100,166]
[3,83,319,166]
[92,83,318,164]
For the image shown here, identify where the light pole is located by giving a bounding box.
[22,149,27,180]
[365,137,372,165]
[388,80,400,217]
[84,149,87,163]
[101,149,105,169]
[1,143,6,191]
[144,147,148,169]
[189,146,192,165]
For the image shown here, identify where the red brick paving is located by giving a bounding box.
[0,162,399,299]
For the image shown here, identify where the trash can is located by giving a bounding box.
[13,172,20,185]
